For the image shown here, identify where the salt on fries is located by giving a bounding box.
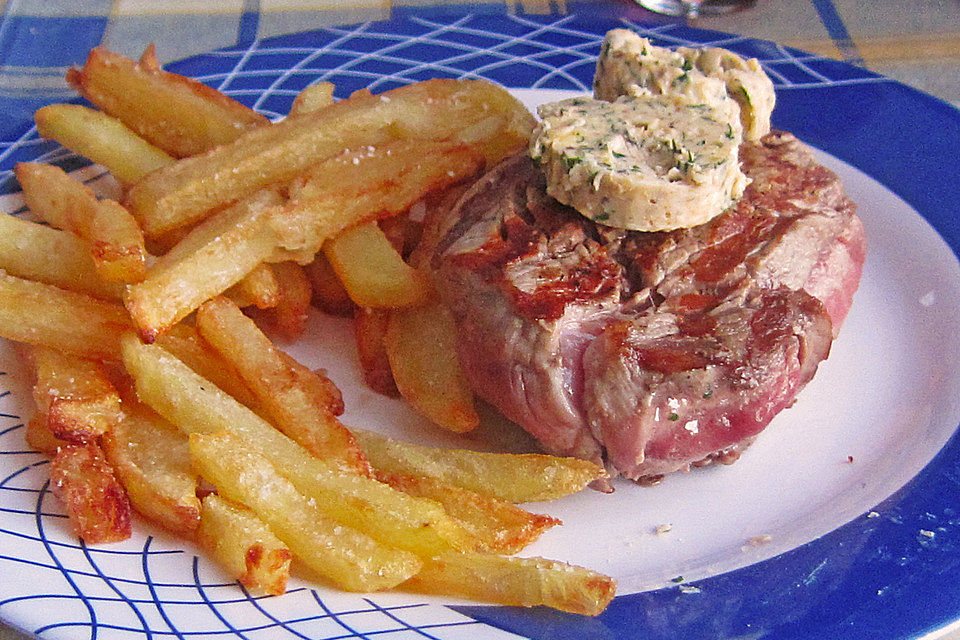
[16,162,147,283]
[0,46,617,616]
[197,494,293,596]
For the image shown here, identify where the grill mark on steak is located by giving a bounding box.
[432,131,865,481]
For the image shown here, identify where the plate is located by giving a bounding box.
[2,12,960,640]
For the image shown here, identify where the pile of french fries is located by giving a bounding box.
[0,45,617,616]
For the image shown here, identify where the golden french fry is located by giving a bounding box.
[153,323,261,411]
[49,441,132,544]
[16,162,146,283]
[29,345,121,442]
[405,551,616,616]
[289,81,335,116]
[272,139,483,257]
[353,428,608,503]
[195,296,371,476]
[190,431,420,592]
[278,352,345,417]
[224,263,280,310]
[197,494,292,596]
[121,335,478,556]
[125,78,531,237]
[323,221,430,308]
[0,213,125,300]
[304,252,354,316]
[101,397,200,536]
[0,271,131,360]
[124,190,282,341]
[86,199,148,283]
[260,261,311,341]
[146,190,280,278]
[25,418,66,455]
[384,298,478,433]
[353,306,398,397]
[34,103,173,183]
[68,45,268,158]
[375,470,559,554]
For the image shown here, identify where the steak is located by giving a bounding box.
[431,131,866,482]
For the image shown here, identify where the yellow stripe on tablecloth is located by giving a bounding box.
[113,0,245,15]
[261,0,388,9]
[786,33,960,63]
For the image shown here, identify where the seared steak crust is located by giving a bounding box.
[433,132,865,481]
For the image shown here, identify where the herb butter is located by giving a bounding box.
[596,29,775,142]
[530,94,748,232]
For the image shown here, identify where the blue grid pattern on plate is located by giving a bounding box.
[0,12,899,640]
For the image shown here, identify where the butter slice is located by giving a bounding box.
[530,94,748,232]
[595,29,774,141]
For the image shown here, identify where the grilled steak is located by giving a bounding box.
[431,131,866,482]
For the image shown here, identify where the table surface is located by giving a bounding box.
[0,1,957,638]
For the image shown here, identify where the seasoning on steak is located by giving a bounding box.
[431,131,866,483]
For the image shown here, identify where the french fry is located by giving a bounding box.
[121,335,478,556]
[125,78,531,237]
[101,398,200,536]
[124,190,282,341]
[195,296,370,476]
[375,470,559,554]
[68,46,268,158]
[405,551,616,616]
[353,307,398,397]
[272,139,483,257]
[153,323,261,411]
[259,261,311,341]
[84,199,147,283]
[197,494,292,596]
[224,263,280,310]
[25,418,66,455]
[0,271,131,361]
[352,428,608,503]
[289,81,335,116]
[323,221,430,308]
[384,298,478,433]
[279,352,345,417]
[49,441,132,543]
[0,213,124,300]
[34,103,174,184]
[30,346,121,442]
[190,431,420,592]
[16,162,146,283]
[304,252,354,316]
